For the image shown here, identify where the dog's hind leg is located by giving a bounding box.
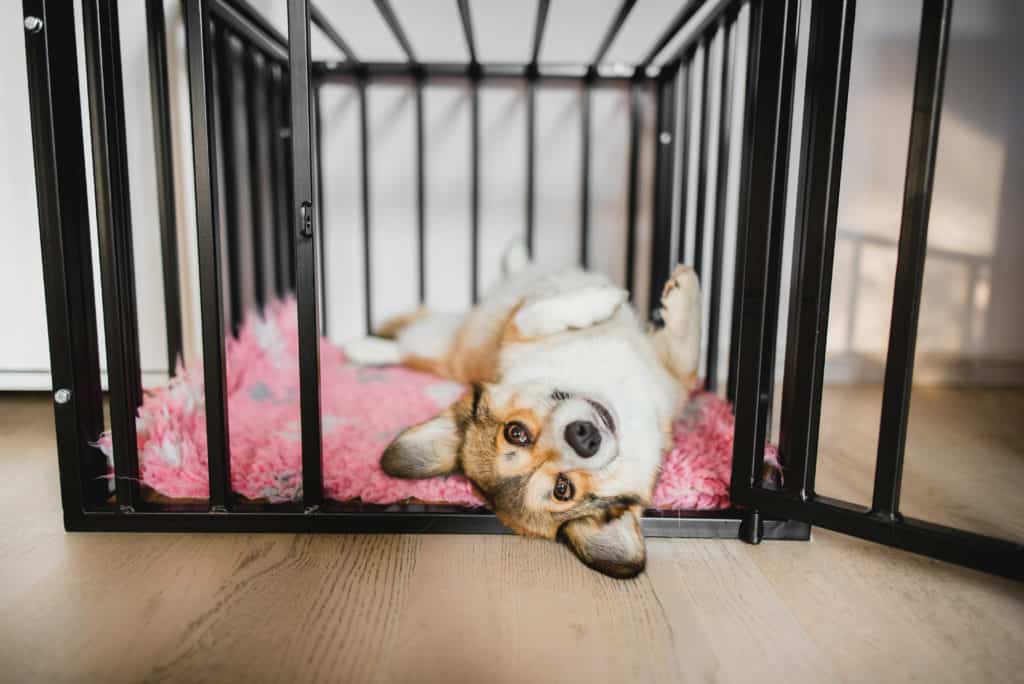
[650,265,702,391]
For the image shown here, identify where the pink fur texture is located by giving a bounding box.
[95,299,779,509]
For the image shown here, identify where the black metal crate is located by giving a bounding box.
[21,0,1022,580]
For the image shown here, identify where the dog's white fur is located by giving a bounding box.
[345,242,702,576]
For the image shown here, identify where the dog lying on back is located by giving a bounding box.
[344,244,701,578]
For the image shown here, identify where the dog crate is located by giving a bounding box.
[21,0,1021,581]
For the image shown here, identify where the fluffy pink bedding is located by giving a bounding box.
[96,300,779,509]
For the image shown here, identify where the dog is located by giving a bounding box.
[344,243,701,578]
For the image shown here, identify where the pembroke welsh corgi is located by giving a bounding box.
[344,243,701,578]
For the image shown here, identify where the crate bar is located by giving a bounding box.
[724,7,746,404]
[267,64,284,297]
[214,25,244,332]
[71,506,807,540]
[667,0,741,65]
[310,5,359,63]
[705,13,735,393]
[525,1,549,256]
[456,0,481,303]
[82,0,143,511]
[647,69,678,314]
[470,78,481,303]
[526,82,536,255]
[531,0,550,65]
[639,0,707,68]
[377,0,419,64]
[246,50,272,310]
[692,38,711,280]
[738,486,1021,581]
[579,80,592,267]
[729,0,799,491]
[209,0,288,63]
[624,79,643,295]
[415,78,426,302]
[675,60,692,264]
[22,0,108,515]
[456,0,477,65]
[314,86,326,334]
[313,62,636,82]
[145,0,184,372]
[872,0,952,520]
[776,0,856,498]
[358,80,372,331]
[592,0,637,66]
[287,0,324,511]
[184,0,233,509]
[755,0,799,439]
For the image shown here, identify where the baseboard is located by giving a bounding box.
[821,352,1024,387]
[0,369,169,392]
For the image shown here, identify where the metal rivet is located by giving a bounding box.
[54,388,71,404]
[24,16,43,33]
[659,132,672,145]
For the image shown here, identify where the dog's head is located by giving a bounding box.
[381,381,651,578]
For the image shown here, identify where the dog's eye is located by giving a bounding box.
[553,474,575,502]
[503,421,532,446]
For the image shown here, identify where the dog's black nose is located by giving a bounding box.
[565,421,602,458]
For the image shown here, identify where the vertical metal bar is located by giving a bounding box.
[470,76,481,303]
[22,0,108,515]
[314,85,326,335]
[675,59,692,265]
[146,0,183,372]
[625,79,642,294]
[692,38,711,280]
[777,0,856,500]
[757,0,800,440]
[415,76,426,303]
[245,48,268,311]
[872,0,952,519]
[215,25,242,332]
[705,14,735,393]
[580,80,592,267]
[526,79,536,255]
[267,64,284,297]
[358,78,372,331]
[82,0,142,511]
[268,65,290,297]
[184,0,232,509]
[288,0,324,512]
[729,0,799,493]
[648,70,678,316]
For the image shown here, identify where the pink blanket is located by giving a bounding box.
[97,300,779,509]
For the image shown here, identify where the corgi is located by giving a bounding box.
[344,243,701,578]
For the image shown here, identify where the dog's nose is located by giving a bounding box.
[565,420,602,458]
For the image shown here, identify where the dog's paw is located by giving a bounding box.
[660,265,701,339]
[514,285,628,338]
[501,238,531,277]
[342,336,402,366]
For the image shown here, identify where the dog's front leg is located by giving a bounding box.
[511,283,628,339]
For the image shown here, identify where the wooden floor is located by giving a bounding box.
[0,387,1021,683]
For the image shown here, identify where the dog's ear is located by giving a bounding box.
[381,412,460,479]
[559,507,646,579]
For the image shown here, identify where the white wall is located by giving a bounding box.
[1,0,1022,390]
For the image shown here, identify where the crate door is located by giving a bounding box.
[727,0,1021,582]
